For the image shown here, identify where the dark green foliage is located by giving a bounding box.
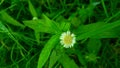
[0,0,120,68]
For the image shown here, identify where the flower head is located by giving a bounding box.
[60,31,76,48]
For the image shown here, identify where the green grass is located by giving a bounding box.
[0,0,120,68]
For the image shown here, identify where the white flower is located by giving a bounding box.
[60,31,76,48]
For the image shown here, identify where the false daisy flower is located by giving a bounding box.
[60,31,76,48]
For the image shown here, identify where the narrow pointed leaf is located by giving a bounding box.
[28,0,37,17]
[49,50,60,68]
[37,35,59,68]
[77,20,120,40]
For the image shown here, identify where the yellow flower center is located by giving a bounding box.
[63,34,73,45]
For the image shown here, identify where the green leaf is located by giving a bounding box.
[87,39,101,55]
[23,19,55,33]
[92,28,120,38]
[75,49,86,66]
[37,35,59,68]
[42,14,60,33]
[60,22,71,31]
[28,0,37,17]
[59,53,79,68]
[76,20,120,40]
[23,14,60,33]
[74,22,104,34]
[49,50,60,68]
[0,11,25,28]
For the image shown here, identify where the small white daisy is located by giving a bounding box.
[60,31,76,48]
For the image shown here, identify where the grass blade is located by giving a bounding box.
[0,11,25,28]
[28,0,37,17]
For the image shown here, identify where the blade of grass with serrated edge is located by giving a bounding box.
[37,35,59,68]
[77,20,120,40]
